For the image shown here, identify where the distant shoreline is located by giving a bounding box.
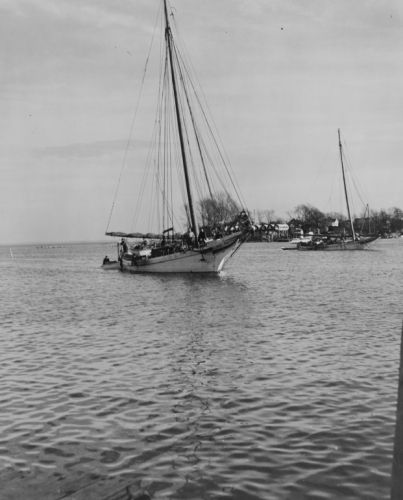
[1,240,113,247]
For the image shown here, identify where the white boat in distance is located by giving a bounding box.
[104,0,251,273]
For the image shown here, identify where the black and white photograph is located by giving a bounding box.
[1,1,403,498]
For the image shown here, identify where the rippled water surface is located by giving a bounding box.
[0,239,402,499]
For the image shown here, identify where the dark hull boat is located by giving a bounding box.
[297,130,378,252]
[297,235,378,251]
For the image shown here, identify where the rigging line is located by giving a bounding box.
[189,125,230,198]
[162,57,182,233]
[343,142,367,208]
[166,89,177,232]
[175,76,207,209]
[175,44,244,199]
[164,70,186,215]
[339,140,366,224]
[169,46,198,214]
[158,41,172,232]
[173,125,189,227]
[170,17,247,210]
[167,98,177,232]
[164,71,172,231]
[130,100,160,231]
[194,87,246,207]
[176,48,246,209]
[106,2,161,234]
[167,111,177,232]
[161,72,171,232]
[168,15,216,228]
[131,17,166,232]
[159,52,168,232]
[131,99,161,231]
[174,48,239,206]
[173,45,214,200]
[154,56,180,233]
[165,2,198,238]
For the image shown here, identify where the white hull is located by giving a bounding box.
[104,5,250,274]
[120,233,242,273]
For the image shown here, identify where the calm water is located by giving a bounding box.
[0,239,402,499]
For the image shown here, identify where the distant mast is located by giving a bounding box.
[163,0,198,242]
[338,129,356,240]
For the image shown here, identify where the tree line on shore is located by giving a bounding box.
[252,204,403,238]
[126,195,403,241]
[198,194,403,237]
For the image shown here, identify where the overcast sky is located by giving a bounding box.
[1,0,402,244]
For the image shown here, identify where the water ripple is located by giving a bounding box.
[0,240,401,499]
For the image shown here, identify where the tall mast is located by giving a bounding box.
[163,0,198,242]
[338,129,356,240]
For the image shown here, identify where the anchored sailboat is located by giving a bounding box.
[297,129,378,251]
[104,0,251,272]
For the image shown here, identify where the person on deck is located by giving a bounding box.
[120,238,128,254]
[198,228,206,246]
[213,227,222,239]
[189,230,195,246]
[182,229,194,249]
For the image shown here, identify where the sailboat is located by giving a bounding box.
[103,0,251,273]
[297,129,378,251]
